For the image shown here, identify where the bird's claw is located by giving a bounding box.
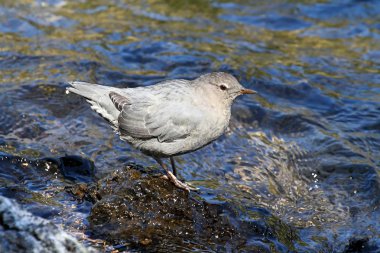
[165,171,198,192]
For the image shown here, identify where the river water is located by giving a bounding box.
[0,0,379,252]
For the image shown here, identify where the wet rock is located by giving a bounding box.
[0,155,95,204]
[59,155,95,183]
[343,237,379,253]
[81,165,297,252]
[0,196,96,253]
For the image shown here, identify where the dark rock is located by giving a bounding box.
[0,196,96,253]
[59,155,95,183]
[80,165,296,252]
[40,155,96,183]
[343,237,379,253]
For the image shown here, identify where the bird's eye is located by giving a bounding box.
[220,84,227,91]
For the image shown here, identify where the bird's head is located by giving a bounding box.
[194,72,256,105]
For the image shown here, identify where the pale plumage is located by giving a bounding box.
[67,72,256,191]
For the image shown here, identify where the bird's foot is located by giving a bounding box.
[165,171,198,192]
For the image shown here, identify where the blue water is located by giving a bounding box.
[0,0,379,252]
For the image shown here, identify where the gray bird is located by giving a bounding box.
[67,72,256,191]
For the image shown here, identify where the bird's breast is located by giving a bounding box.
[198,106,231,141]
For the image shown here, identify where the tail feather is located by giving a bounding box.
[67,81,121,127]
[67,81,104,101]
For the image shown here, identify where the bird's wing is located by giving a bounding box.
[112,90,204,143]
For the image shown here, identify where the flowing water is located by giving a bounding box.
[0,0,379,252]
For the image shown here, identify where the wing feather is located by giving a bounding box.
[113,89,202,143]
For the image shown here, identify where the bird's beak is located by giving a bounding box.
[240,88,257,95]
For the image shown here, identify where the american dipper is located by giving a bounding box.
[67,72,256,191]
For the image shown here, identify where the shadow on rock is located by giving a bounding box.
[69,165,299,252]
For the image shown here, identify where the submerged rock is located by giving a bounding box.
[0,196,96,253]
[72,165,298,252]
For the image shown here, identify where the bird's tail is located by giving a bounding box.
[67,81,107,101]
[67,81,121,127]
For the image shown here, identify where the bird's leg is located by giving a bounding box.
[170,156,177,176]
[153,157,197,192]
